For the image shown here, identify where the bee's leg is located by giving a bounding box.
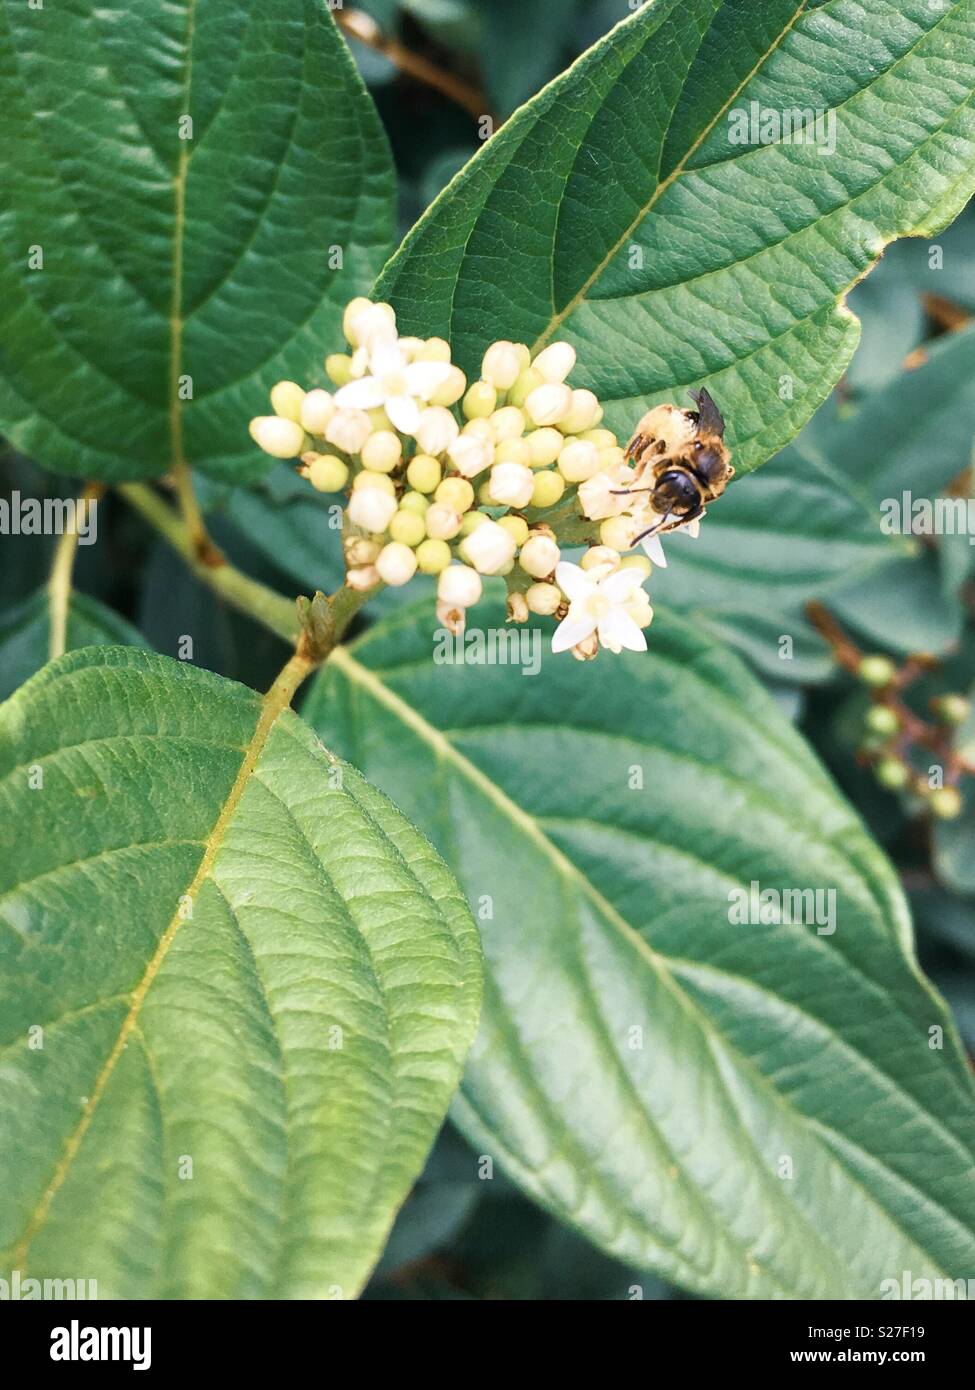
[676,501,705,528]
[632,513,672,545]
[610,486,654,495]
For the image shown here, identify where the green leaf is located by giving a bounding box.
[306,602,975,1298]
[0,647,480,1298]
[0,0,394,484]
[0,588,149,701]
[379,0,975,475]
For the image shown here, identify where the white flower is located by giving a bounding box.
[552,561,650,654]
[414,406,460,456]
[325,408,372,454]
[347,487,397,534]
[334,338,453,434]
[448,433,494,478]
[578,464,633,520]
[524,383,572,427]
[438,564,482,609]
[461,518,517,574]
[343,299,397,350]
[481,340,525,390]
[489,461,534,508]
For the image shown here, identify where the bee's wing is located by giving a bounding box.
[689,387,725,439]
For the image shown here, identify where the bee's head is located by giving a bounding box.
[652,468,701,516]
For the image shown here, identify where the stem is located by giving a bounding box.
[335,8,492,123]
[171,460,222,566]
[264,647,318,715]
[47,483,103,661]
[118,482,301,644]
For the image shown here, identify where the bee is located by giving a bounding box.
[620,388,734,544]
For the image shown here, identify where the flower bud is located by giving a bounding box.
[416,337,452,362]
[929,785,963,820]
[580,428,617,449]
[519,532,561,579]
[581,545,622,572]
[571,633,600,662]
[376,541,418,587]
[347,487,397,534]
[415,406,460,456]
[625,591,654,629]
[400,490,430,515]
[389,508,427,547]
[406,454,442,493]
[560,388,602,434]
[325,408,372,454]
[494,438,533,467]
[498,514,529,547]
[438,563,483,609]
[461,518,517,574]
[865,705,899,738]
[345,537,381,566]
[416,538,452,573]
[934,694,971,726]
[448,433,494,478]
[526,581,561,616]
[481,340,523,391]
[578,468,631,520]
[508,367,543,408]
[599,515,636,551]
[352,469,395,495]
[874,757,909,790]
[436,476,475,512]
[525,382,572,427]
[325,353,354,386]
[557,438,601,482]
[361,430,402,473]
[341,296,372,342]
[270,380,306,422]
[531,470,565,509]
[429,365,467,407]
[507,592,530,623]
[344,299,396,349]
[299,389,336,435]
[526,427,564,467]
[425,502,463,540]
[858,654,897,688]
[436,599,466,637]
[489,461,535,508]
[490,406,527,441]
[249,416,306,459]
[305,453,348,493]
[460,510,488,536]
[619,554,652,578]
[347,564,381,591]
[463,381,498,419]
[532,341,576,384]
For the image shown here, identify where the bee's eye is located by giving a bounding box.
[693,440,703,451]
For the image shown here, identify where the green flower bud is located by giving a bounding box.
[858,654,896,688]
[865,704,899,737]
[934,694,971,726]
[928,785,964,820]
[874,757,909,791]
[406,454,442,494]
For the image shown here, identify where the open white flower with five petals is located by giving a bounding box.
[552,561,650,654]
[333,339,453,435]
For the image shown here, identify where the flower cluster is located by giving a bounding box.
[248,298,701,657]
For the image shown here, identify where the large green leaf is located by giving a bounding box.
[0,588,149,701]
[0,0,394,484]
[306,602,975,1298]
[379,0,975,475]
[0,647,480,1298]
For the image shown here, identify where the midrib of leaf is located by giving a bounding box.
[326,643,971,1279]
[168,0,197,478]
[8,650,308,1273]
[532,0,811,352]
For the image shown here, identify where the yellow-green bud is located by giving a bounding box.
[581,545,622,572]
[270,380,306,422]
[306,454,348,493]
[929,785,964,820]
[352,469,396,495]
[416,538,453,573]
[526,428,564,468]
[494,438,533,467]
[498,514,529,547]
[463,381,498,420]
[858,654,896,688]
[560,388,602,434]
[619,554,652,578]
[580,428,617,449]
[557,438,601,482]
[360,430,402,473]
[406,454,442,493]
[416,337,452,362]
[389,508,427,547]
[430,365,467,407]
[865,704,899,738]
[531,470,565,509]
[508,367,544,408]
[325,353,354,386]
[525,582,562,616]
[934,694,971,726]
[874,757,909,791]
[399,490,430,515]
[436,476,475,512]
[599,516,635,551]
[460,510,489,536]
